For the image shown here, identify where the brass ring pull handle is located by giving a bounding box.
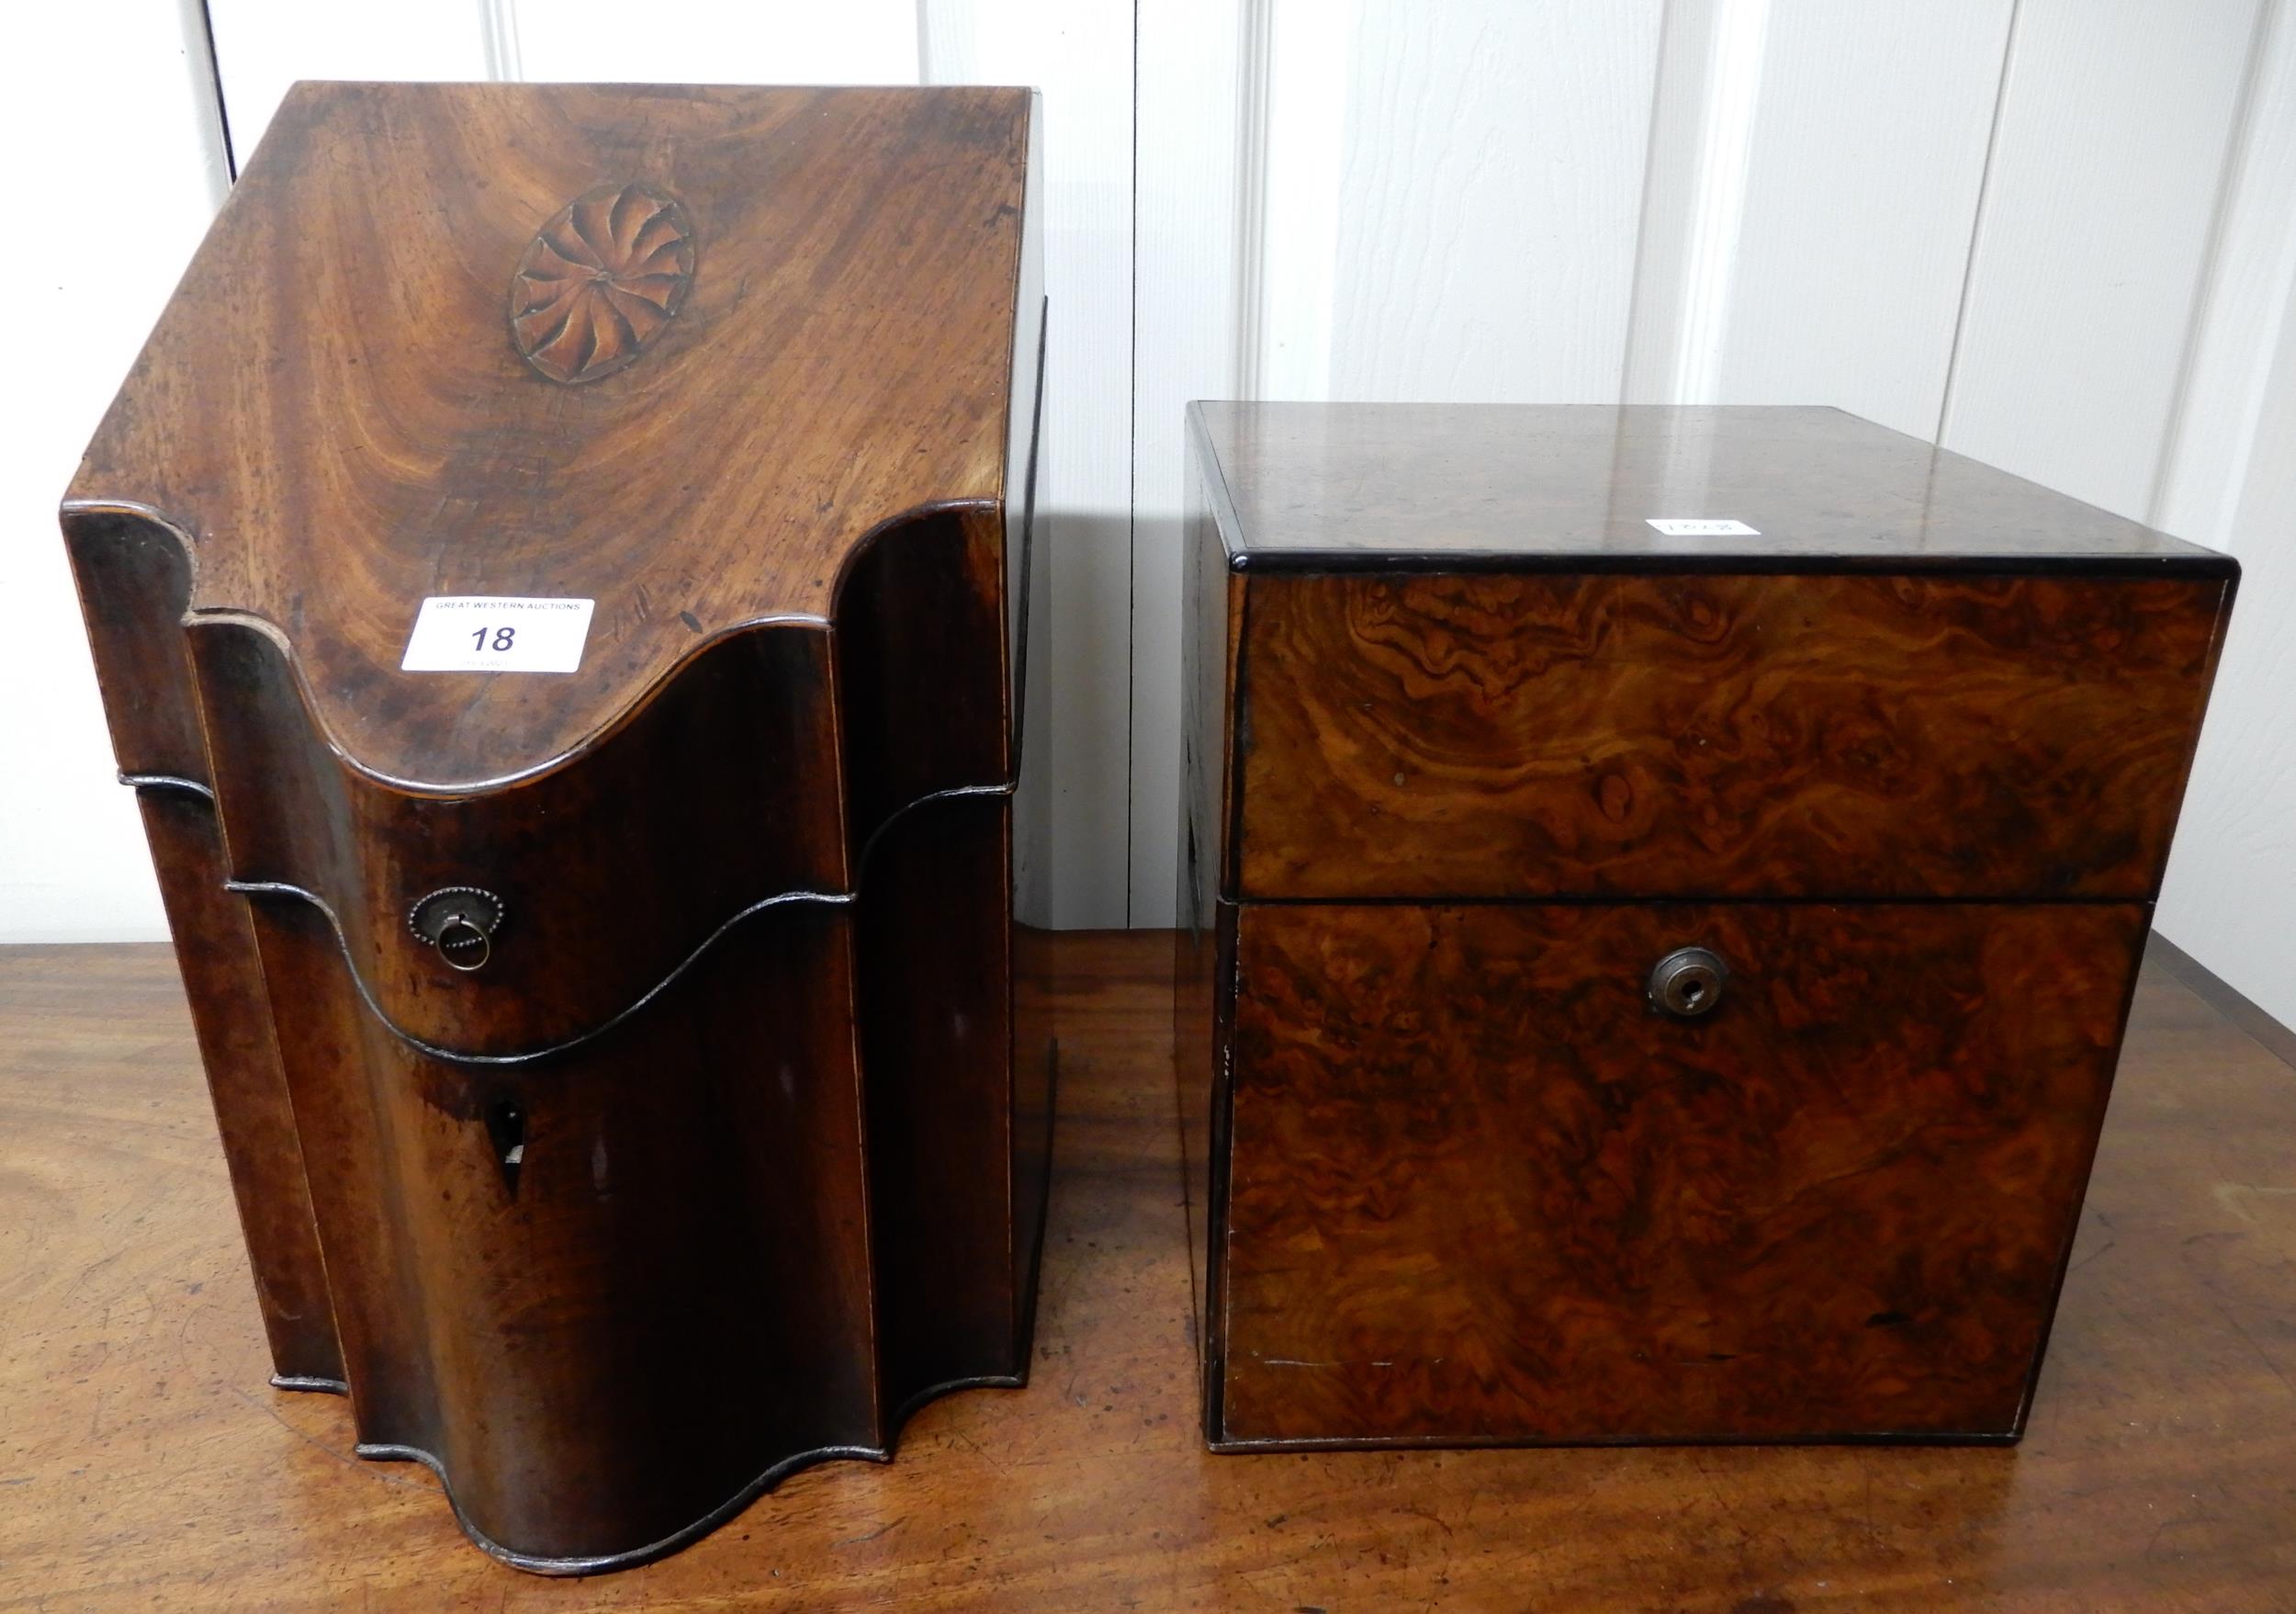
[1649,945,1727,1019]
[434,915,492,973]
[408,886,506,976]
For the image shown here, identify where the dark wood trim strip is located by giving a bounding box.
[1226,552,2240,580]
[1231,891,2164,910]
[2147,931,2296,1075]
[194,0,236,182]
[218,776,1019,1068]
[226,877,850,1068]
[346,1370,1025,1577]
[1186,402,1250,565]
[1205,1428,2021,1454]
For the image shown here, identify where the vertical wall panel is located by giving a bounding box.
[1131,0,1249,926]
[208,0,923,162]
[1245,0,1356,400]
[924,0,1136,927]
[205,0,493,159]
[1321,1,1664,402]
[2,0,229,941]
[2155,0,2296,1030]
[1940,0,2266,519]
[1705,1,2012,435]
[1623,0,1767,406]
[2153,0,2296,546]
[1626,0,2011,435]
[514,0,919,83]
[2156,271,2296,1031]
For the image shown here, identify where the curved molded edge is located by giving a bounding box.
[229,878,839,1067]
[94,497,1030,1064]
[62,495,1003,796]
[219,778,1017,1067]
[321,1371,1026,1575]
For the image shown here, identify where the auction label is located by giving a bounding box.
[401,596,595,673]
[1646,518,1761,537]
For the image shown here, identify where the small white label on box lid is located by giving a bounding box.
[1646,518,1761,537]
[400,596,595,673]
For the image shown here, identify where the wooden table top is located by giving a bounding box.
[4,933,2292,1610]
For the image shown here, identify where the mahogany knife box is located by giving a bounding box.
[1176,402,2235,1450]
[63,83,1054,1573]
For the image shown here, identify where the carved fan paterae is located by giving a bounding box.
[509,181,696,384]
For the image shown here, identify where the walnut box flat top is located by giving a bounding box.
[70,82,1036,788]
[1189,403,2235,573]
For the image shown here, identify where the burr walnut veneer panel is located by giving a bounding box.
[1218,900,2145,1446]
[1236,571,2226,901]
[1179,402,2236,1451]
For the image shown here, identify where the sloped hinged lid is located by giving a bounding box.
[73,82,1035,786]
[66,83,1042,1062]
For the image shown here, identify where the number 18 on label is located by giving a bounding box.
[401,596,596,673]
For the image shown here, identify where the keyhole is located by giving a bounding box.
[1649,946,1728,1019]
[485,1100,527,1198]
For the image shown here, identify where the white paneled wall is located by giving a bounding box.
[0,0,229,942]
[1324,3,1663,403]
[1126,0,2296,1049]
[203,0,492,156]
[205,1,921,159]
[9,1,2294,1036]
[923,0,1139,929]
[1133,0,1251,925]
[2151,0,2296,1032]
[1938,0,2267,517]
[1630,0,2014,434]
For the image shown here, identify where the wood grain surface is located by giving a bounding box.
[186,614,850,1058]
[1215,901,2146,1447]
[130,790,339,1387]
[68,83,1034,789]
[856,794,1038,1422]
[62,508,337,1388]
[244,899,884,1568]
[57,84,1052,1569]
[1235,570,2230,900]
[4,934,2295,1610]
[1187,402,2240,565]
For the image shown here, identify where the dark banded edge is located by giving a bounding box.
[119,772,215,800]
[224,776,1018,1067]
[1223,551,2242,580]
[269,1374,348,1395]
[356,1370,1025,1576]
